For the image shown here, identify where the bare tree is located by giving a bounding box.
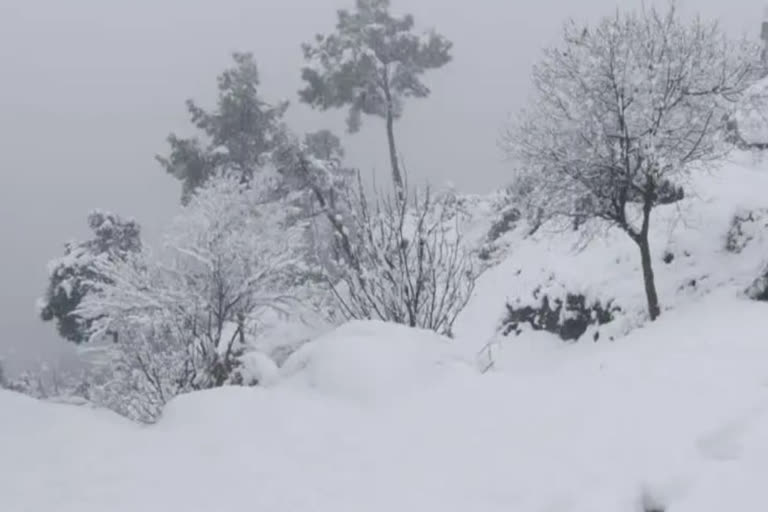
[278,143,476,337]
[333,179,475,336]
[505,4,758,320]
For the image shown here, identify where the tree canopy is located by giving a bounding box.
[158,52,289,203]
[299,0,452,190]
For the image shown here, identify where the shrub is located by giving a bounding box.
[501,291,620,342]
[725,209,768,254]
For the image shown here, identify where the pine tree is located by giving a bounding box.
[299,0,452,195]
[158,52,289,203]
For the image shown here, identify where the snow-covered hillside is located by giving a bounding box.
[3,155,768,511]
[457,152,768,348]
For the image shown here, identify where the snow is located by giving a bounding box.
[281,320,472,403]
[5,155,768,510]
[4,290,768,511]
[236,351,280,386]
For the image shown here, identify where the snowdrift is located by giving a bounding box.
[280,320,472,403]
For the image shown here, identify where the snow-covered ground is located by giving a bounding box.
[3,155,768,511]
[3,297,768,511]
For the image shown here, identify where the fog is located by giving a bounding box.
[0,0,763,371]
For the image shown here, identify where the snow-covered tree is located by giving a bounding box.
[158,52,289,203]
[299,0,452,193]
[77,173,306,419]
[38,211,142,344]
[504,5,758,320]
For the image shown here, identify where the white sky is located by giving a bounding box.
[0,0,764,370]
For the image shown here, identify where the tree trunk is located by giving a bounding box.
[636,231,661,321]
[386,108,404,197]
[382,72,404,200]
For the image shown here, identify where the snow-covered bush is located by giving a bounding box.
[77,172,308,421]
[502,291,621,342]
[2,370,45,398]
[277,142,477,337]
[746,264,768,302]
[329,178,477,337]
[725,208,768,253]
[0,361,92,404]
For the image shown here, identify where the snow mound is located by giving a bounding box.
[157,385,277,432]
[236,351,280,386]
[281,320,474,403]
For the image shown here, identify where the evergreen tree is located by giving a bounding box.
[299,0,452,194]
[38,211,142,344]
[158,52,289,203]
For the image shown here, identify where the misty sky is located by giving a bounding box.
[0,0,764,371]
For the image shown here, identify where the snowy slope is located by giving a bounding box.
[4,155,768,511]
[455,152,768,348]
